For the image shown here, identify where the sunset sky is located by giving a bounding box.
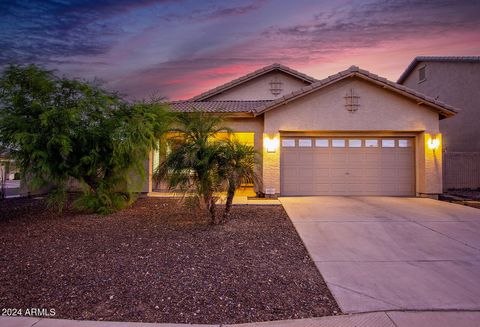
[1,0,479,100]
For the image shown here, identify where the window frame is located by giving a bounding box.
[332,139,346,148]
[315,139,329,148]
[282,139,295,147]
[298,139,313,147]
[381,139,396,148]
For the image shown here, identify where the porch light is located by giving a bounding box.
[427,137,440,150]
[265,137,279,153]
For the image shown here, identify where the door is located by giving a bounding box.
[280,136,415,196]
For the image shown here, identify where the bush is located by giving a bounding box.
[0,64,171,213]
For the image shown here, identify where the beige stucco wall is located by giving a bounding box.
[262,77,442,196]
[402,61,480,152]
[208,71,309,100]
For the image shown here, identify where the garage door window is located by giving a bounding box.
[298,139,312,147]
[365,139,378,147]
[315,139,329,147]
[382,140,395,147]
[398,139,412,147]
[348,139,362,147]
[282,139,295,147]
[332,139,346,147]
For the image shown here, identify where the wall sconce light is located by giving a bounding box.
[265,137,279,153]
[427,137,440,150]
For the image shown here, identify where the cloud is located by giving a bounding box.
[1,0,478,100]
[0,0,168,65]
[263,0,480,57]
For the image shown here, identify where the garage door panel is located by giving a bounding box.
[281,136,415,196]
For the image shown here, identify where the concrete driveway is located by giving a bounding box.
[280,196,480,313]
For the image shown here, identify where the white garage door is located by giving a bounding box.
[280,137,415,196]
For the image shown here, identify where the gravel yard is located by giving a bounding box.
[0,197,339,324]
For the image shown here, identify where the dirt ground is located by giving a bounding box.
[0,197,339,324]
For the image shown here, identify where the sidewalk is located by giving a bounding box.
[2,311,480,327]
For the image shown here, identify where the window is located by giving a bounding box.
[298,139,312,147]
[332,139,346,147]
[382,140,395,147]
[365,139,378,147]
[398,139,411,148]
[348,139,362,147]
[315,139,329,147]
[419,66,426,82]
[282,139,295,147]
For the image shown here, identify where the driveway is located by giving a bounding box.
[280,196,480,313]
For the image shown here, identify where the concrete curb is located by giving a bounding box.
[2,311,480,327]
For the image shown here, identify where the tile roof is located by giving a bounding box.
[254,65,458,118]
[189,63,317,101]
[169,100,272,113]
[397,56,480,83]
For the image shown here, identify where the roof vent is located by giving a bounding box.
[269,77,283,96]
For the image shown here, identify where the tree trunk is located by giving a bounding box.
[222,181,236,223]
[209,196,217,225]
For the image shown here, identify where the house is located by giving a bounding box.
[398,56,480,190]
[148,63,458,197]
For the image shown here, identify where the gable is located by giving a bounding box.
[208,71,310,101]
[264,77,440,133]
[256,66,457,119]
[190,63,316,101]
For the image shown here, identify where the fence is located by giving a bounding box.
[443,152,480,190]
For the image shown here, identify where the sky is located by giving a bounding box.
[1,0,479,100]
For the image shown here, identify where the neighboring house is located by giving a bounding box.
[147,63,458,197]
[0,151,20,198]
[398,56,480,190]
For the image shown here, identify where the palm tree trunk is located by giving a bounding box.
[209,196,217,224]
[223,181,236,222]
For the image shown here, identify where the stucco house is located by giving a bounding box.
[398,56,480,190]
[147,63,458,197]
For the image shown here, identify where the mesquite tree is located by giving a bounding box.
[0,64,170,213]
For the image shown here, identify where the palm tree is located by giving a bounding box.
[218,140,258,222]
[154,112,230,224]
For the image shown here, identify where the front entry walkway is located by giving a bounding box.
[280,196,480,313]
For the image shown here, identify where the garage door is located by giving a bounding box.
[280,137,415,196]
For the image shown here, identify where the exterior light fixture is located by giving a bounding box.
[427,137,440,150]
[265,137,279,153]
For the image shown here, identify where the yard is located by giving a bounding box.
[0,197,339,324]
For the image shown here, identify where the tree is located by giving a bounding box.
[0,64,170,213]
[218,140,258,222]
[154,112,230,224]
